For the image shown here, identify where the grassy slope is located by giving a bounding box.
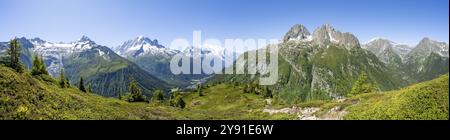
[0,65,180,120]
[0,65,292,120]
[343,74,448,120]
[302,74,449,120]
[179,84,296,120]
[1,64,447,120]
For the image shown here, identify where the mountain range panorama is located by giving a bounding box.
[0,24,448,102]
[209,24,448,102]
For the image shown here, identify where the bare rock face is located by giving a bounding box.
[401,37,449,82]
[283,24,311,42]
[409,37,449,58]
[404,37,449,67]
[364,38,412,58]
[363,38,412,70]
[282,24,360,49]
[312,24,360,48]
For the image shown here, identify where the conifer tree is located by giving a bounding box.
[128,79,145,102]
[31,55,41,75]
[349,72,377,96]
[65,77,71,87]
[59,68,67,88]
[39,57,48,75]
[169,91,180,106]
[175,95,186,108]
[31,55,48,76]
[79,77,86,92]
[6,38,24,73]
[168,91,185,108]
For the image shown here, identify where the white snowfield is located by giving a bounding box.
[29,36,110,76]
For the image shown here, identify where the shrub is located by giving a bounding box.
[127,79,146,102]
[152,90,165,102]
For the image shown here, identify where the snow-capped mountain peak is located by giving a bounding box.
[26,36,110,76]
[29,37,46,45]
[135,35,163,48]
[183,44,226,57]
[182,44,237,68]
[113,36,177,58]
[73,35,96,45]
[363,37,412,59]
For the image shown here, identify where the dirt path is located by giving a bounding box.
[263,99,347,120]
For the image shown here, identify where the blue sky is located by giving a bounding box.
[0,0,448,47]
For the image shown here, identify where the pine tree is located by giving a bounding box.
[59,68,67,88]
[6,38,24,73]
[39,57,48,75]
[31,55,48,76]
[169,91,180,106]
[168,91,185,108]
[175,96,186,108]
[65,77,71,87]
[128,79,145,102]
[349,72,377,96]
[31,55,41,75]
[79,77,86,92]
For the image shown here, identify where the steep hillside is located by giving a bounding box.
[0,37,35,69]
[62,45,171,97]
[344,74,449,120]
[363,38,411,70]
[0,65,290,120]
[1,64,446,120]
[0,65,174,119]
[179,83,295,119]
[257,74,449,120]
[363,37,449,84]
[402,38,449,83]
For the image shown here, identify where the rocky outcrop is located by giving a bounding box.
[312,24,360,48]
[283,24,311,42]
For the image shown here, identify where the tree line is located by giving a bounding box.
[122,78,185,108]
